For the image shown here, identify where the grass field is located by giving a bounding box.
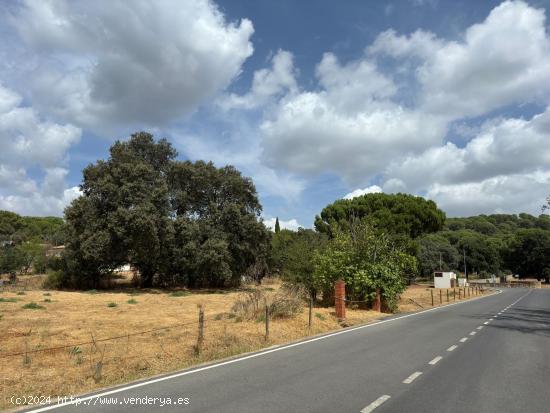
[0,276,489,410]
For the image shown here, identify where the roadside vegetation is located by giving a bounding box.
[0,131,546,407]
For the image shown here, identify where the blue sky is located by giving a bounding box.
[1,0,550,229]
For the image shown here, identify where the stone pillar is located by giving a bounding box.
[335,280,346,321]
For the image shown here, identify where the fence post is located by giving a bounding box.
[265,305,270,341]
[459,288,461,299]
[447,289,449,302]
[453,287,456,301]
[431,289,434,306]
[308,296,313,332]
[335,280,346,321]
[195,306,204,355]
[439,289,442,305]
[373,288,381,312]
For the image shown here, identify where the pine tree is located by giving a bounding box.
[275,217,281,233]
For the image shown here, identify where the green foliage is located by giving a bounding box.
[127,299,138,304]
[504,229,550,281]
[107,302,118,308]
[43,270,68,290]
[274,217,280,233]
[0,297,18,303]
[0,210,65,244]
[170,291,190,297]
[313,220,416,312]
[271,229,327,297]
[418,234,460,276]
[22,302,45,310]
[0,245,24,274]
[61,132,270,289]
[314,193,445,239]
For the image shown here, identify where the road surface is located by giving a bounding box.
[25,288,550,413]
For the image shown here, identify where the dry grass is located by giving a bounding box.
[0,276,492,410]
[0,278,382,410]
[398,284,492,312]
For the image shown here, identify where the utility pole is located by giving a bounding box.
[463,248,468,281]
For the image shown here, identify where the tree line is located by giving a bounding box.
[2,132,549,310]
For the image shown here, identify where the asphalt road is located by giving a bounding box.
[25,288,550,413]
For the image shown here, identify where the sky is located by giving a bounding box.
[1,0,550,230]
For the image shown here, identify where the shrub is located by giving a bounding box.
[43,270,67,289]
[231,284,305,320]
[127,299,138,304]
[16,291,25,296]
[170,291,190,297]
[0,297,18,303]
[22,302,45,310]
[44,298,52,303]
[107,302,117,308]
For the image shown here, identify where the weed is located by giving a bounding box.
[43,298,52,303]
[170,291,190,297]
[22,302,45,310]
[43,293,51,296]
[0,297,17,303]
[107,302,118,308]
[315,313,326,321]
[16,291,26,296]
[127,299,138,304]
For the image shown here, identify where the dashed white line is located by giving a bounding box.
[429,356,443,365]
[484,321,489,325]
[447,345,458,352]
[403,372,423,384]
[459,337,468,343]
[469,331,476,336]
[360,395,391,413]
[477,326,484,330]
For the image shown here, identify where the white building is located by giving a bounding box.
[433,271,457,289]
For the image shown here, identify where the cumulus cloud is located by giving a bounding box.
[263,217,302,231]
[344,185,382,199]
[0,84,81,216]
[260,52,446,183]
[371,0,550,119]
[218,50,297,110]
[11,0,254,130]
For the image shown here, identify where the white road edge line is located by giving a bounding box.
[459,337,468,342]
[477,326,484,330]
[469,331,476,336]
[361,395,391,413]
[24,289,506,413]
[403,371,423,384]
[429,356,443,365]
[484,321,489,325]
[447,345,458,352]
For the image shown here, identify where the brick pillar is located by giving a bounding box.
[334,279,346,321]
[372,288,381,312]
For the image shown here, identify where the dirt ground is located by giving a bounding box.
[0,276,489,410]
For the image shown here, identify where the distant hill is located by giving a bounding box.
[0,210,65,245]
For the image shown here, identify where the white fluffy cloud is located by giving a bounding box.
[260,52,446,183]
[371,0,550,120]
[263,217,302,231]
[0,84,81,216]
[344,185,382,200]
[11,0,254,130]
[219,50,297,110]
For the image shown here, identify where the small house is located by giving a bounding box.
[433,271,457,289]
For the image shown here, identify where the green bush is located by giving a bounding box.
[22,302,45,310]
[170,291,190,297]
[0,297,18,303]
[127,299,138,304]
[43,270,68,289]
[107,302,118,308]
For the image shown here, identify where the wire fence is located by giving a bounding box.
[1,285,492,410]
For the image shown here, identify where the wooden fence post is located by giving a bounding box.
[431,289,434,306]
[308,296,313,332]
[439,289,442,305]
[265,305,270,340]
[459,288,461,299]
[453,287,456,301]
[195,306,204,355]
[446,289,449,302]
